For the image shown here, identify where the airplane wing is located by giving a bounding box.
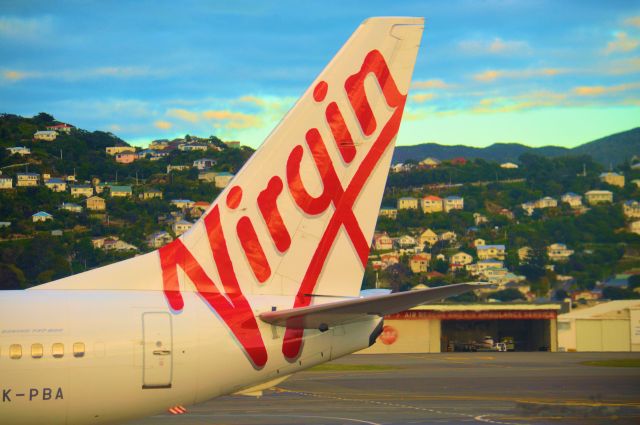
[259,282,487,329]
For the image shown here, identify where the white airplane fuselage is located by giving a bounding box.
[0,290,379,425]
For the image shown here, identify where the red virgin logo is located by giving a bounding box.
[158,50,407,368]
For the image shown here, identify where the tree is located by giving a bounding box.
[553,289,569,301]
[602,286,640,300]
[488,288,525,302]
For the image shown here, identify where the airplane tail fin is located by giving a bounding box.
[35,17,424,304]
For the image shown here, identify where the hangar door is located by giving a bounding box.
[576,319,630,352]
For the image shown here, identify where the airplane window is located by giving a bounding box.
[52,343,64,358]
[73,342,85,358]
[10,344,22,360]
[31,343,44,359]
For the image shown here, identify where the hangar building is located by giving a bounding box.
[557,300,640,352]
[361,303,561,354]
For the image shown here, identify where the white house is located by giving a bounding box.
[33,130,57,141]
[147,231,174,248]
[561,192,582,209]
[16,173,39,187]
[193,158,216,170]
[172,219,193,236]
[44,178,67,192]
[547,243,574,262]
[0,177,13,189]
[214,172,234,188]
[500,162,519,169]
[6,146,31,155]
[443,196,464,212]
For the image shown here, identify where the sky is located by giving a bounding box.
[1,0,639,148]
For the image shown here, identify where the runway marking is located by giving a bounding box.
[275,387,522,424]
[159,413,383,424]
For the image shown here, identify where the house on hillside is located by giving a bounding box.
[193,158,216,170]
[450,252,473,270]
[561,192,583,209]
[115,152,138,164]
[535,196,557,209]
[419,229,439,247]
[6,146,31,155]
[139,188,163,200]
[46,123,73,133]
[419,157,441,168]
[0,177,13,189]
[379,207,398,220]
[180,144,208,152]
[171,199,195,209]
[410,253,431,273]
[373,233,393,251]
[60,202,82,213]
[397,234,417,248]
[32,211,53,222]
[477,244,506,260]
[110,186,132,198]
[600,172,625,188]
[397,197,418,210]
[33,130,57,141]
[421,195,443,213]
[547,243,574,262]
[86,195,106,211]
[172,219,193,236]
[16,173,39,187]
[443,196,464,212]
[629,221,640,235]
[147,231,174,248]
[585,190,613,205]
[70,184,94,198]
[44,178,67,192]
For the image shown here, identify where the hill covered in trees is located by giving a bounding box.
[393,127,640,165]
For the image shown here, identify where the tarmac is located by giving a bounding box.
[126,352,640,425]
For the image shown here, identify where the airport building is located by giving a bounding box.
[557,300,640,352]
[361,303,561,354]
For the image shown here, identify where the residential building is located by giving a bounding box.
[172,219,193,236]
[150,140,169,150]
[32,211,53,222]
[115,152,138,164]
[6,146,31,155]
[373,233,393,251]
[600,172,625,188]
[110,185,132,198]
[473,238,486,247]
[44,178,67,192]
[623,200,640,219]
[535,196,557,209]
[171,199,195,209]
[60,202,82,213]
[95,182,110,194]
[70,184,94,197]
[561,192,582,209]
[0,177,13,189]
[103,238,137,251]
[421,195,443,213]
[379,252,400,268]
[105,146,135,155]
[477,244,506,260]
[521,201,536,216]
[190,201,210,218]
[500,162,519,169]
[630,221,640,235]
[397,235,417,248]
[33,130,57,141]
[397,197,419,210]
[147,231,174,248]
[419,229,438,247]
[86,195,106,211]
[439,231,457,242]
[16,173,39,187]
[214,172,234,188]
[450,252,473,267]
[547,243,574,262]
[193,158,216,170]
[585,190,613,205]
[419,157,441,168]
[391,163,413,173]
[379,207,398,220]
[180,144,208,152]
[167,165,191,173]
[139,189,163,200]
[443,196,464,212]
[410,253,431,273]
[46,123,73,133]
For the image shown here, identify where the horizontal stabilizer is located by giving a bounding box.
[259,282,487,329]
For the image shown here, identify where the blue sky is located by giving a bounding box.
[1,0,639,148]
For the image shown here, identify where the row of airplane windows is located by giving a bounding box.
[2,343,85,360]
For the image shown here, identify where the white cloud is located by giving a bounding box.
[458,37,531,55]
[0,16,53,41]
